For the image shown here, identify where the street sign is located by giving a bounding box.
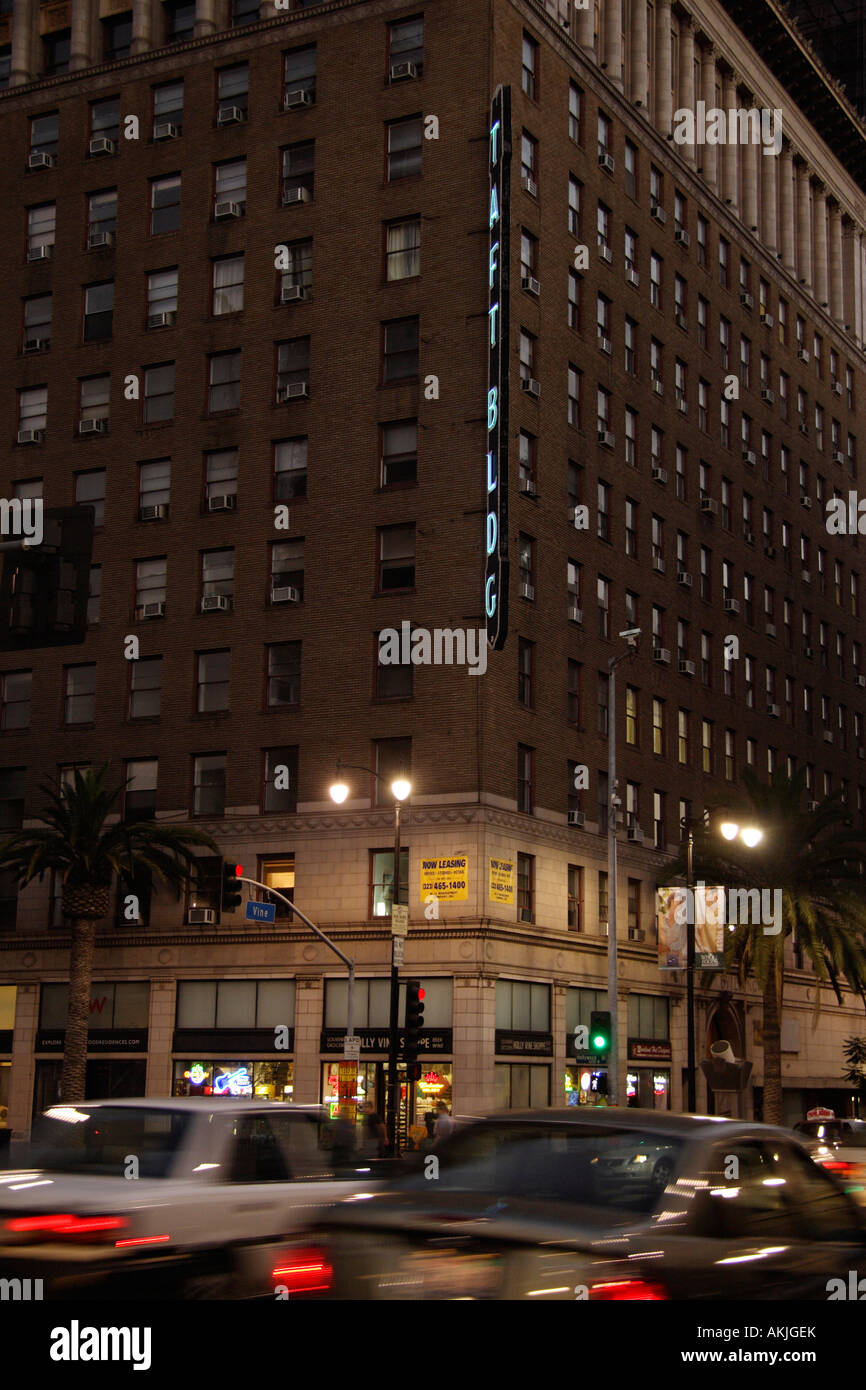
[343,1035,360,1060]
[245,900,276,923]
[392,935,405,966]
[391,905,409,936]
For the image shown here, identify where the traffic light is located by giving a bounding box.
[404,979,426,1059]
[221,861,243,912]
[589,1010,611,1058]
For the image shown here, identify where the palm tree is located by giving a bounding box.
[660,768,866,1125]
[0,765,218,1102]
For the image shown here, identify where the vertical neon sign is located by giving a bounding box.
[486,85,511,651]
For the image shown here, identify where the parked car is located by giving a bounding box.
[278,1108,866,1300]
[0,1097,385,1299]
[794,1117,866,1205]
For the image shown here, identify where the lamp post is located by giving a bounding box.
[606,628,641,1106]
[330,760,411,1155]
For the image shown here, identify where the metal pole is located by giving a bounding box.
[686,829,696,1110]
[607,658,618,1106]
[386,801,401,1155]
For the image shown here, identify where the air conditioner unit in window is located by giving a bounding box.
[188,908,217,925]
[653,647,671,665]
[679,659,696,676]
[153,122,179,140]
[27,245,53,262]
[799,423,809,436]
[278,382,309,402]
[521,275,541,297]
[207,495,236,512]
[280,285,308,303]
[283,89,313,110]
[147,310,176,328]
[28,151,55,169]
[88,229,115,249]
[800,495,812,509]
[598,245,613,264]
[629,927,647,941]
[740,292,754,309]
[271,585,301,603]
[139,503,168,521]
[282,186,311,206]
[833,381,844,396]
[598,920,609,936]
[521,378,541,398]
[598,152,615,174]
[389,61,418,81]
[568,602,582,624]
[674,310,687,330]
[652,555,665,573]
[627,825,645,843]
[797,348,810,364]
[214,200,243,219]
[519,582,535,600]
[700,497,718,516]
[598,336,612,355]
[650,204,666,223]
[760,312,774,327]
[597,429,614,447]
[217,106,246,126]
[137,601,166,619]
[201,594,232,612]
[520,479,538,498]
[651,467,667,484]
[22,338,49,354]
[767,702,780,718]
[724,597,740,614]
[88,136,116,156]
[765,622,777,637]
[16,428,44,444]
[625,268,639,288]
[677,397,688,415]
[742,449,757,466]
[652,378,664,396]
[674,228,690,249]
[833,450,845,465]
[761,388,775,403]
[855,675,866,688]
[78,417,108,435]
[568,809,585,828]
[677,571,693,588]
[802,572,812,585]
[823,730,834,744]
[743,532,755,545]
[521,173,538,197]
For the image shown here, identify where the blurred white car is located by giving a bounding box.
[794,1118,866,1206]
[0,1097,382,1298]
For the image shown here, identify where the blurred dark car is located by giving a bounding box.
[794,1118,866,1206]
[277,1108,866,1300]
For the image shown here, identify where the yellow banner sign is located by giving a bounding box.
[419,856,468,901]
[488,857,515,904]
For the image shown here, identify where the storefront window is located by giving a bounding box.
[173,1060,293,1100]
[564,1065,607,1105]
[495,1062,549,1109]
[627,1069,670,1110]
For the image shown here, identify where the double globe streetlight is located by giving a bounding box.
[719,821,765,849]
[329,760,411,1154]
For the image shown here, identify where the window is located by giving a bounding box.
[283,43,316,100]
[568,269,580,330]
[87,566,101,624]
[64,665,96,724]
[520,330,536,384]
[628,994,669,1041]
[598,671,610,736]
[150,175,180,234]
[30,112,58,159]
[266,642,300,707]
[79,376,110,430]
[214,159,246,213]
[43,30,71,75]
[230,0,259,26]
[207,351,241,413]
[696,214,707,266]
[568,175,581,235]
[125,759,157,821]
[567,659,581,725]
[212,256,244,315]
[650,253,662,308]
[129,657,162,719]
[522,31,538,98]
[0,672,31,730]
[516,851,534,919]
[193,754,226,817]
[568,365,581,427]
[718,236,728,288]
[567,865,583,931]
[373,737,411,807]
[625,686,638,745]
[75,470,106,526]
[677,709,689,764]
[273,438,307,501]
[201,548,234,603]
[27,204,55,258]
[598,576,610,638]
[153,80,183,135]
[518,430,536,490]
[701,719,713,774]
[625,497,638,556]
[624,140,637,198]
[281,141,315,200]
[276,337,310,398]
[83,283,113,342]
[386,217,420,281]
[624,317,637,376]
[596,201,610,254]
[381,420,417,486]
[389,15,424,74]
[518,535,534,594]
[217,64,249,117]
[517,745,534,815]
[134,557,166,615]
[387,116,422,180]
[204,448,238,504]
[383,319,419,382]
[147,268,177,320]
[676,446,687,501]
[139,459,170,513]
[91,97,120,142]
[650,164,663,212]
[521,132,537,192]
[652,698,664,755]
[270,539,304,600]
[378,524,415,590]
[569,81,582,143]
[518,639,533,707]
[164,0,194,42]
[196,650,229,713]
[376,628,412,699]
[102,14,132,61]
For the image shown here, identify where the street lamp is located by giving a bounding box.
[329,759,412,1154]
[606,628,641,1107]
[720,821,764,849]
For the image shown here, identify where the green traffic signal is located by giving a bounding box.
[589,1009,611,1057]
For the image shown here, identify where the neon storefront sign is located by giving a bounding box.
[213,1067,252,1096]
[485,84,511,652]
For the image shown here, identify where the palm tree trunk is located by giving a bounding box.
[761,949,784,1125]
[60,917,96,1103]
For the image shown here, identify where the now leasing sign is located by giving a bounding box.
[485,85,511,651]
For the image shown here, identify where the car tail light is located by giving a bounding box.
[3,1213,127,1244]
[272,1246,333,1295]
[821,1159,865,1181]
[589,1278,668,1301]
